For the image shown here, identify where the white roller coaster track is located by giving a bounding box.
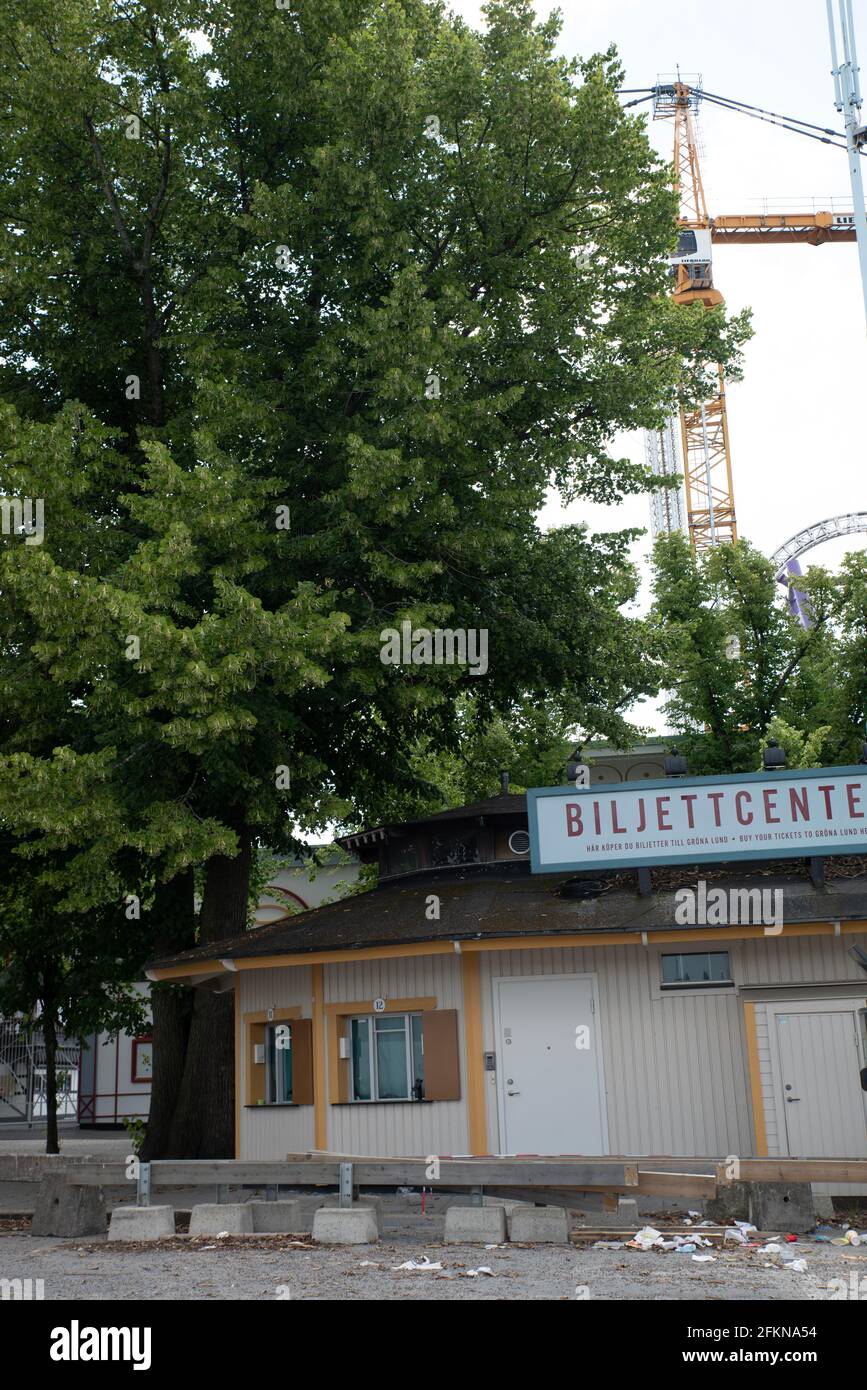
[770,512,867,579]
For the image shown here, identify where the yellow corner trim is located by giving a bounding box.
[461,953,488,1155]
[743,1001,769,1157]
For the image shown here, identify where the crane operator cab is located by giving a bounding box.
[671,227,713,291]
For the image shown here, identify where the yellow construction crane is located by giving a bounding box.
[650,80,855,553]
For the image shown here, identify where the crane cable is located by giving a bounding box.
[700,88,844,141]
[616,84,861,156]
[700,91,854,154]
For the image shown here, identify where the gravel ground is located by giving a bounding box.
[2,1226,865,1301]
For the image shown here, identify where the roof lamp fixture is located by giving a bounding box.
[566,746,590,787]
[663,749,688,778]
[762,738,787,771]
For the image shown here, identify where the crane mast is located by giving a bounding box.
[654,80,737,551]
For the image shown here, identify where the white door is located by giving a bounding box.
[496,975,606,1154]
[776,1010,867,1157]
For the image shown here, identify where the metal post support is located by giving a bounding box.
[339,1161,353,1209]
[137,1161,151,1208]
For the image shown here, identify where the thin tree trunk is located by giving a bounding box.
[141,870,195,1161]
[166,821,252,1158]
[141,275,166,427]
[42,1009,59,1156]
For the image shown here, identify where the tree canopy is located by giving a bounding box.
[1,0,749,1153]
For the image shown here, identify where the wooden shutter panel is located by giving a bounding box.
[421,1009,461,1101]
[292,1018,315,1105]
[248,1022,267,1105]
[329,1014,352,1103]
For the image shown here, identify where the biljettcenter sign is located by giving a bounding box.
[527,767,867,873]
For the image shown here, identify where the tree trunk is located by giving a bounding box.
[141,870,195,1161]
[165,821,252,1158]
[141,275,166,427]
[42,1009,59,1156]
[164,989,235,1157]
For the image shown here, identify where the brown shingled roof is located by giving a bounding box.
[148,856,867,973]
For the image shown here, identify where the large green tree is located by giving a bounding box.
[1,0,748,1153]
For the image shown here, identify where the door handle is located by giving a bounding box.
[507,1090,521,1096]
[786,1096,801,1102]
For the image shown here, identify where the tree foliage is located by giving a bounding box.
[1,0,749,1152]
[650,533,867,773]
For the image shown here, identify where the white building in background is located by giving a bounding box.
[77,850,360,1127]
[253,849,361,925]
[78,983,152,1126]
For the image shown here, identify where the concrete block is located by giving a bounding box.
[312,1205,379,1245]
[188,1203,253,1235]
[108,1205,175,1241]
[616,1197,640,1227]
[444,1203,507,1244]
[508,1205,569,1243]
[706,1180,751,1223]
[813,1195,835,1220]
[31,1173,106,1238]
[250,1199,302,1233]
[748,1182,815,1234]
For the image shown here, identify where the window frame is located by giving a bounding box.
[244,1006,303,1107]
[349,1011,424,1103]
[659,950,734,992]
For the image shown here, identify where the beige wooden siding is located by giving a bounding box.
[238,966,316,1160]
[323,954,468,1157]
[753,1004,779,1155]
[739,933,867,987]
[237,932,867,1162]
[479,946,753,1157]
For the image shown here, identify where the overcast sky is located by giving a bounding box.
[449,0,866,731]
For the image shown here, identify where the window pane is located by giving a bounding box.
[376,1019,409,1099]
[265,1027,277,1104]
[410,1014,424,1098]
[265,1024,293,1103]
[374,1015,404,1033]
[662,952,731,985]
[351,1019,371,1101]
[661,954,683,984]
[277,1028,293,1103]
[710,952,732,982]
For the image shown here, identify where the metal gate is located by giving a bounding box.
[0,1018,80,1126]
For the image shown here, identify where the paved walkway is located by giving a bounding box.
[0,1128,128,1156]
